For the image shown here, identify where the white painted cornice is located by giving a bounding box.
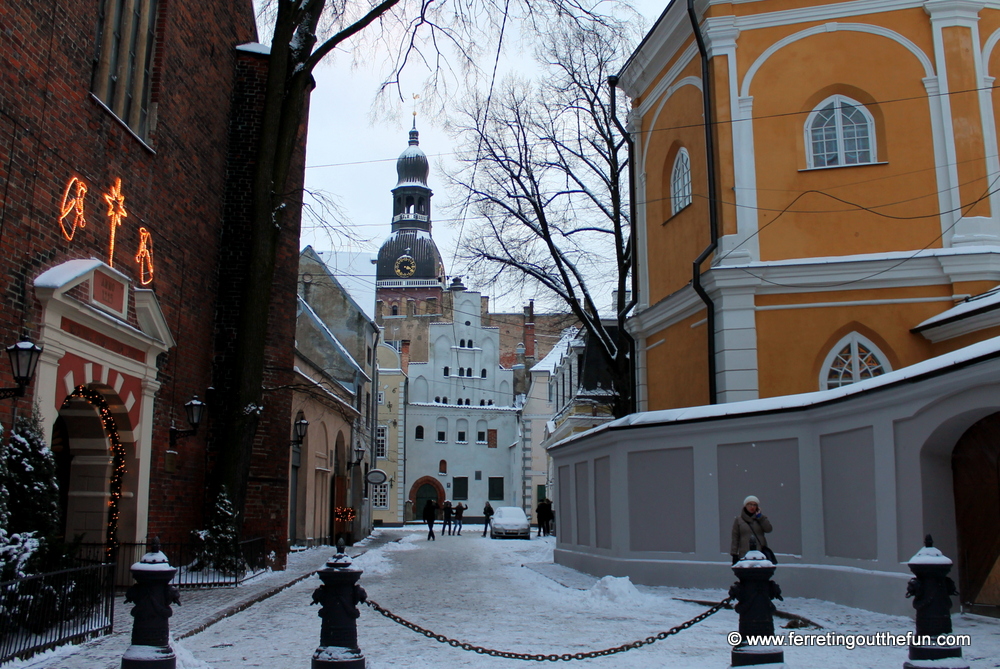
[924,0,987,24]
[618,0,709,97]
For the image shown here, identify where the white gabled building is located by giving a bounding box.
[405,278,520,519]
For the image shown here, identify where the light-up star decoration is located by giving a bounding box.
[103,177,127,267]
[135,227,154,285]
[58,177,88,241]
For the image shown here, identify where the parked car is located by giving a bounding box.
[490,506,531,539]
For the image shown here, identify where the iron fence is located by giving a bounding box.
[0,562,115,664]
[76,537,268,589]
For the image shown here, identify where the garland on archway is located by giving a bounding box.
[63,385,126,553]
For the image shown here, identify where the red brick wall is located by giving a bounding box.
[0,0,302,560]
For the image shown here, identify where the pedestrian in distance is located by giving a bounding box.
[423,498,439,541]
[482,501,494,537]
[730,495,772,564]
[453,502,467,535]
[442,500,454,536]
[536,498,553,537]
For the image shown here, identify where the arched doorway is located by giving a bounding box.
[953,412,1000,614]
[409,476,445,520]
[56,384,137,547]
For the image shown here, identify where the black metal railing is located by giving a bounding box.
[0,562,115,664]
[77,538,268,589]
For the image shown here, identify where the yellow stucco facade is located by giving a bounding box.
[622,0,1000,410]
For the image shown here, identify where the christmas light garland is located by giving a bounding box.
[63,386,126,555]
[333,506,356,522]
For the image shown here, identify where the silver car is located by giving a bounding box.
[490,506,531,539]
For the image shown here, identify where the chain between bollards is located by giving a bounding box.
[363,596,734,661]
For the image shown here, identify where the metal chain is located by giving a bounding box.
[364,596,734,662]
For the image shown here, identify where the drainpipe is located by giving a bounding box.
[688,0,719,404]
[606,74,639,415]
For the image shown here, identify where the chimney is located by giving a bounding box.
[400,340,411,374]
[523,301,536,359]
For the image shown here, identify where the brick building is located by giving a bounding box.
[0,0,303,563]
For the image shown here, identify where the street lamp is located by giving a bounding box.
[292,417,309,444]
[0,338,43,400]
[347,442,366,469]
[169,395,206,448]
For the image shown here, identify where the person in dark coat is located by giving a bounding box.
[536,499,553,537]
[423,499,439,541]
[442,500,454,536]
[730,495,772,563]
[482,501,494,536]
[453,502,467,535]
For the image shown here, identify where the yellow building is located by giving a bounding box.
[621,0,1000,410]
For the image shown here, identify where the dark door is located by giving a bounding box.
[953,412,1000,613]
[415,483,437,520]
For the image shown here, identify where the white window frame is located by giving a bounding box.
[376,425,387,458]
[819,332,891,390]
[805,95,877,169]
[670,148,692,216]
[377,391,385,405]
[371,482,389,509]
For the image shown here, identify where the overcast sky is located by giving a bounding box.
[297,1,663,316]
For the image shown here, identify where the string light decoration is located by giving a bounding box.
[103,177,127,267]
[63,385,127,555]
[333,506,356,523]
[58,177,88,241]
[135,227,155,285]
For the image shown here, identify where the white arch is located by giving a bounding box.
[643,76,703,172]
[983,27,1000,71]
[741,23,935,99]
[819,331,892,391]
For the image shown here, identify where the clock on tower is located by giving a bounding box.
[394,255,416,277]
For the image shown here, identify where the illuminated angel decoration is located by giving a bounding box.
[103,177,127,267]
[58,177,88,241]
[135,227,154,285]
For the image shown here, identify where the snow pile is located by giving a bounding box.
[585,575,644,606]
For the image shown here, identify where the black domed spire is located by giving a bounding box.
[396,118,430,187]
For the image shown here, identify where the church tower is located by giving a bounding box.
[375,123,447,361]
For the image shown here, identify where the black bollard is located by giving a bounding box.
[121,538,181,669]
[903,535,969,669]
[729,539,784,667]
[311,548,368,668]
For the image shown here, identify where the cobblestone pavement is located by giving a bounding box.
[9,537,395,669]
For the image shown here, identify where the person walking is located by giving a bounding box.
[453,502,467,535]
[423,498,439,541]
[536,498,553,537]
[482,501,494,537]
[442,500,454,536]
[730,495,772,563]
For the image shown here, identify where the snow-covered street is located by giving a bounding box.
[169,527,1000,668]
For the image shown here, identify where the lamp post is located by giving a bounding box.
[293,417,309,444]
[347,442,365,469]
[0,338,43,400]
[169,395,206,448]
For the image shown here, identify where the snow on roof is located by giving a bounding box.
[292,365,360,416]
[914,286,1000,331]
[532,328,580,374]
[236,42,270,55]
[550,333,1000,450]
[297,296,369,380]
[34,258,127,289]
[723,245,1000,269]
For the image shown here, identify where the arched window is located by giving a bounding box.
[391,305,398,316]
[458,368,465,377]
[443,397,448,404]
[439,459,447,474]
[480,399,485,406]
[671,148,692,215]
[434,396,440,403]
[487,399,494,406]
[415,425,424,440]
[465,399,471,406]
[466,368,473,377]
[460,339,466,347]
[443,366,450,376]
[821,332,890,389]
[467,339,473,348]
[806,95,875,168]
[481,369,487,378]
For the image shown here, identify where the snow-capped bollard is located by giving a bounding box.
[121,538,181,669]
[903,535,969,669]
[729,539,784,667]
[311,549,367,668]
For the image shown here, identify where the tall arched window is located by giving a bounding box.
[481,369,487,378]
[391,305,398,316]
[466,368,473,377]
[460,339,466,347]
[415,425,424,440]
[443,366,450,376]
[671,148,692,216]
[467,339,473,348]
[439,460,447,474]
[806,95,875,168]
[458,368,465,377]
[821,332,890,389]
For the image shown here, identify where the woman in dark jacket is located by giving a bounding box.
[730,495,772,563]
[423,499,438,541]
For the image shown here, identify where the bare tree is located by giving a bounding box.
[219,0,628,529]
[448,19,639,417]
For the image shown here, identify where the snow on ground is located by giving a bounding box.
[171,526,1000,668]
